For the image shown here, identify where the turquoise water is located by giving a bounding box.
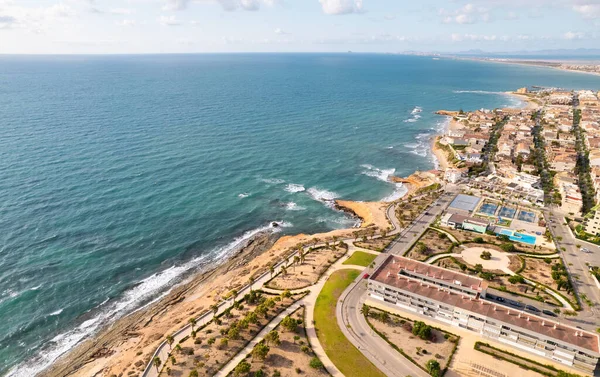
[2,54,600,376]
[498,229,537,245]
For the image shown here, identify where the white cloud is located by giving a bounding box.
[319,0,363,15]
[159,15,181,25]
[117,19,136,27]
[573,4,600,18]
[0,14,15,29]
[162,0,277,11]
[0,2,76,32]
[563,31,586,39]
[274,27,289,35]
[440,3,491,24]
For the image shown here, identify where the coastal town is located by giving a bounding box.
[44,88,600,377]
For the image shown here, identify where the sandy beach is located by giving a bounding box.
[504,91,541,110]
[431,136,451,171]
[45,200,390,377]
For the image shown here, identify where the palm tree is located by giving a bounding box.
[293,256,300,271]
[249,276,255,292]
[360,304,370,317]
[188,317,197,332]
[299,248,306,264]
[370,262,376,273]
[269,264,275,277]
[230,289,238,306]
[153,356,161,373]
[210,304,219,317]
[281,265,288,276]
[166,334,174,350]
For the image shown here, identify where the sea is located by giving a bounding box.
[2,53,600,376]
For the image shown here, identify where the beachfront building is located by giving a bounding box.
[584,205,600,235]
[368,256,600,374]
[444,168,465,184]
[440,213,489,234]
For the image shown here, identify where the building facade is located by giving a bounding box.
[368,256,600,374]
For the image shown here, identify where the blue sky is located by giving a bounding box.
[0,0,599,54]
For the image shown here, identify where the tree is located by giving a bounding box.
[207,337,216,346]
[246,311,258,324]
[281,316,299,332]
[269,264,275,277]
[360,304,370,317]
[234,361,251,377]
[309,357,324,369]
[249,276,255,291]
[293,256,300,270]
[219,337,229,349]
[426,359,441,377]
[412,321,432,340]
[480,251,492,260]
[508,275,525,284]
[228,326,241,340]
[293,335,300,344]
[166,334,175,350]
[153,356,162,373]
[210,304,219,317]
[252,343,270,361]
[474,264,483,273]
[281,289,292,299]
[188,317,197,332]
[265,330,281,346]
[281,265,288,276]
[189,370,199,377]
[500,243,516,253]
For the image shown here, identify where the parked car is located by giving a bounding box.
[495,297,505,302]
[525,305,540,312]
[542,309,558,317]
[509,301,522,308]
[363,273,370,279]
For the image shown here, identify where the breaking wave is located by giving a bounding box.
[6,222,282,377]
[284,183,306,193]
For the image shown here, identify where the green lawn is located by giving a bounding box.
[342,251,377,267]
[314,269,387,377]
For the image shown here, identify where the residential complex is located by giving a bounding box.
[368,255,600,374]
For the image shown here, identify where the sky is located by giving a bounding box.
[0,0,599,54]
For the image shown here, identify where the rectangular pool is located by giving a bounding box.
[498,229,537,245]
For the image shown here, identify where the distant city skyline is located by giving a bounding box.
[1,0,599,54]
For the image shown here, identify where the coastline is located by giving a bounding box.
[43,201,391,377]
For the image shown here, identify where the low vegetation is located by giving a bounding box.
[342,251,377,267]
[314,270,386,377]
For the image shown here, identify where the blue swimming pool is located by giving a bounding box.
[498,229,537,245]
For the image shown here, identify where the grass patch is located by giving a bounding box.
[314,270,386,377]
[342,251,377,267]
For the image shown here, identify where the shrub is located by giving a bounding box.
[309,357,324,369]
[508,275,525,284]
[412,321,432,340]
[189,370,199,377]
[500,243,516,252]
[473,237,485,244]
[480,251,492,260]
[426,359,441,377]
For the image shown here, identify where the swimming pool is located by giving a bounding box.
[517,210,536,223]
[479,203,498,216]
[498,206,516,219]
[498,229,537,245]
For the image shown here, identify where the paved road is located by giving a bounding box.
[335,187,459,377]
[387,186,458,256]
[545,208,600,328]
[338,276,429,377]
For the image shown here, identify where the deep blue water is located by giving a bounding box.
[2,54,600,376]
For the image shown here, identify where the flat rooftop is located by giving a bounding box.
[372,256,487,292]
[370,256,600,354]
[448,194,481,213]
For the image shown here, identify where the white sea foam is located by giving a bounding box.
[284,183,306,193]
[307,187,339,206]
[6,223,281,377]
[30,285,42,291]
[260,178,285,185]
[404,106,423,123]
[48,309,63,317]
[238,193,250,199]
[382,182,409,202]
[361,165,395,183]
[285,202,306,211]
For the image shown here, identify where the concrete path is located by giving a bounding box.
[142,188,447,377]
[214,302,301,377]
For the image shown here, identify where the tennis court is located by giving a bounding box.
[478,202,498,216]
[517,210,536,223]
[498,206,516,219]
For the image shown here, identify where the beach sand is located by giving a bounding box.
[504,91,541,110]
[45,200,390,377]
[431,136,450,171]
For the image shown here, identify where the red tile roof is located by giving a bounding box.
[370,256,600,353]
